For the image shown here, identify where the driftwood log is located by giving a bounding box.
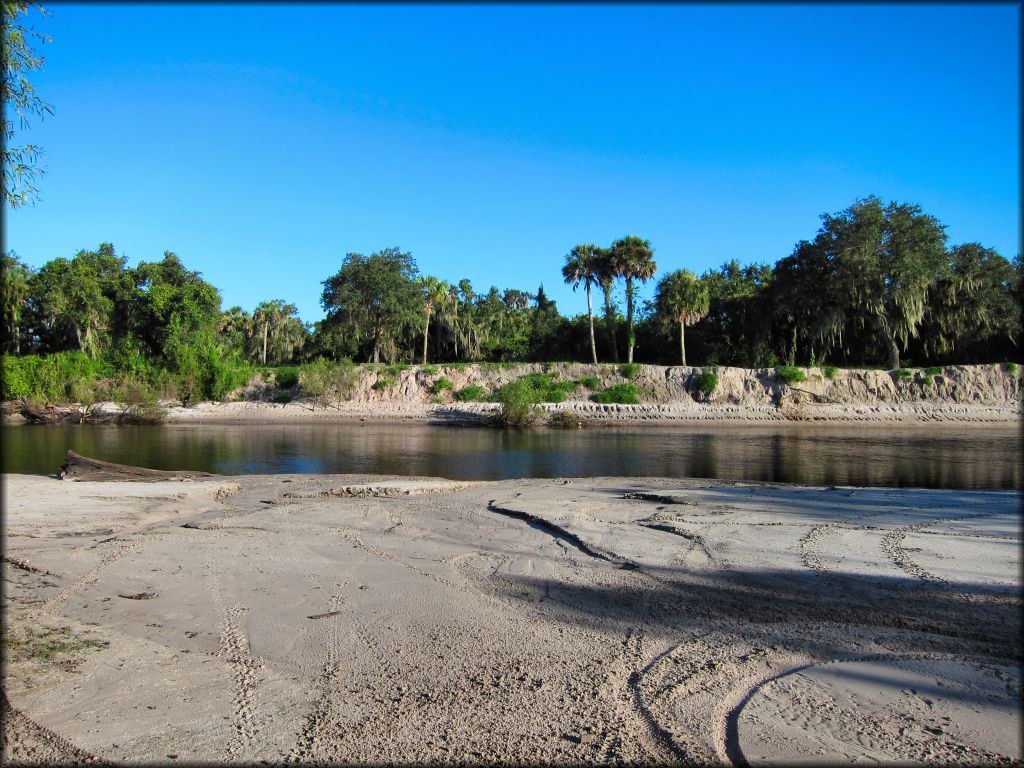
[20,401,64,424]
[59,450,215,482]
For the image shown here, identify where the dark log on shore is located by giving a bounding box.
[20,401,64,424]
[59,450,216,482]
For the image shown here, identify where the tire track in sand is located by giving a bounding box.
[203,537,266,760]
[19,541,143,624]
[285,592,346,763]
[880,509,1017,585]
[1,689,101,764]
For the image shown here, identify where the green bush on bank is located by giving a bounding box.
[498,373,577,404]
[298,358,359,407]
[692,370,718,399]
[274,366,300,389]
[590,383,641,404]
[619,363,641,380]
[895,367,914,381]
[454,384,487,402]
[492,377,542,427]
[487,373,580,427]
[776,365,806,385]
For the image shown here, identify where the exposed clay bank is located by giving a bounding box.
[9,363,1019,426]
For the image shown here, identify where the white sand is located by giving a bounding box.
[154,399,1022,425]
[2,473,1021,764]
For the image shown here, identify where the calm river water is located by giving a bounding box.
[2,422,1021,489]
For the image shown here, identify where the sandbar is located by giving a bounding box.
[2,473,1020,764]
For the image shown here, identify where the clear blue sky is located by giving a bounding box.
[5,2,1020,324]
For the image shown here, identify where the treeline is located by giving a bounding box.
[2,196,1020,403]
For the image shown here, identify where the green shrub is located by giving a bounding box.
[577,375,601,390]
[493,373,577,405]
[275,366,300,388]
[2,355,35,400]
[492,377,542,427]
[776,365,806,385]
[433,376,454,393]
[925,366,942,376]
[455,385,487,402]
[618,363,641,380]
[920,375,934,386]
[547,410,581,429]
[895,367,913,381]
[1003,362,1018,374]
[590,383,641,404]
[383,363,410,375]
[299,358,359,408]
[421,364,439,375]
[125,398,167,424]
[372,374,395,391]
[692,370,718,398]
[823,365,838,380]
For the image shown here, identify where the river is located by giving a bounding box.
[2,422,1020,489]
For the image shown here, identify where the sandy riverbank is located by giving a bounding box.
[159,398,1023,425]
[3,472,1020,764]
[5,362,1021,426]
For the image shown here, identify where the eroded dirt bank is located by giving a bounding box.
[3,473,1020,764]
[5,363,1021,426]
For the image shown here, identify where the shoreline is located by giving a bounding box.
[5,398,1021,426]
[6,362,1020,427]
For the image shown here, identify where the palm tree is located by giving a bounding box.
[253,301,283,366]
[609,235,657,363]
[594,247,619,363]
[418,275,449,365]
[217,305,253,354]
[253,300,302,365]
[561,244,602,364]
[655,269,709,366]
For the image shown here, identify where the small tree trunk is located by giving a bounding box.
[422,311,430,365]
[603,283,618,363]
[680,320,686,366]
[887,336,900,370]
[84,324,96,359]
[261,321,269,366]
[787,326,797,366]
[586,284,597,364]
[626,277,635,364]
[453,304,459,359]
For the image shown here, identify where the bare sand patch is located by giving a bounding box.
[2,473,1020,764]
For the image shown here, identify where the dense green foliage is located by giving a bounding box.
[618,363,641,380]
[3,2,52,207]
[491,377,543,427]
[454,385,487,402]
[2,196,1019,407]
[692,370,718,398]
[775,366,806,385]
[590,383,641,404]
